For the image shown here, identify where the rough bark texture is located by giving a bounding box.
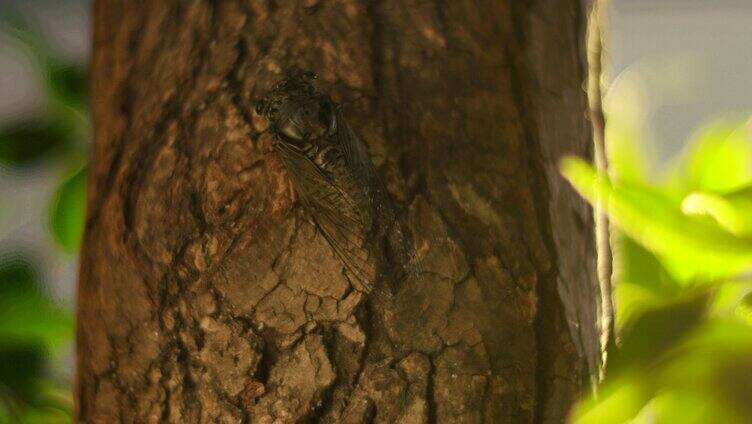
[77,1,599,422]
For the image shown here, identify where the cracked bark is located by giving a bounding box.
[77,0,601,422]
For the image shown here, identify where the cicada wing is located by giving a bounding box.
[306,202,377,293]
[334,111,410,269]
[275,143,377,292]
[335,111,378,184]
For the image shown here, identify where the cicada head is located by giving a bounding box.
[256,70,338,150]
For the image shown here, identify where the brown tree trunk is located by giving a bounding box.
[77,1,600,422]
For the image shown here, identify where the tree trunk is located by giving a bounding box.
[77,1,600,422]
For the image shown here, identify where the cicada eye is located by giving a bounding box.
[278,122,304,142]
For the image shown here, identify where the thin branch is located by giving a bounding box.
[586,0,615,384]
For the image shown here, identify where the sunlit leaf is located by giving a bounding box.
[49,166,87,253]
[679,319,752,352]
[682,119,752,193]
[573,64,752,423]
[682,185,752,237]
[605,119,652,184]
[561,157,752,282]
[735,292,752,325]
[573,374,652,424]
[614,233,677,292]
[641,389,741,424]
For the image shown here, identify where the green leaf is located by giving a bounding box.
[734,291,752,325]
[47,62,88,111]
[0,119,71,167]
[19,407,71,424]
[0,257,73,352]
[609,291,710,376]
[4,16,87,109]
[681,185,752,237]
[682,119,752,193]
[0,346,45,404]
[576,319,752,424]
[612,233,682,326]
[660,320,752,421]
[0,19,89,171]
[640,389,742,424]
[677,319,752,354]
[573,374,652,424]
[0,256,73,415]
[49,166,87,253]
[605,119,652,184]
[561,157,752,282]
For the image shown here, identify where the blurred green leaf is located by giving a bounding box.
[49,166,87,253]
[561,157,752,282]
[35,380,73,416]
[605,119,652,184]
[610,291,710,375]
[18,407,70,424]
[682,185,752,237]
[677,319,752,356]
[0,387,71,424]
[4,18,88,115]
[577,318,752,423]
[3,377,73,423]
[635,389,741,424]
[681,120,752,194]
[612,234,681,326]
[574,290,709,424]
[0,256,73,421]
[573,374,652,424]
[572,64,752,422]
[660,320,752,422]
[0,119,71,167]
[0,257,73,352]
[48,62,87,111]
[0,18,89,171]
[0,347,44,405]
[15,407,70,424]
[735,291,752,325]
[0,14,82,424]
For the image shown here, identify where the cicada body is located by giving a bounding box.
[256,71,406,293]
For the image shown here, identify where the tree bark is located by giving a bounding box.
[77,1,600,422]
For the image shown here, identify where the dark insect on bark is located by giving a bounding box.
[256,71,409,293]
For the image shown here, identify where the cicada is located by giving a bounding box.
[256,71,408,293]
